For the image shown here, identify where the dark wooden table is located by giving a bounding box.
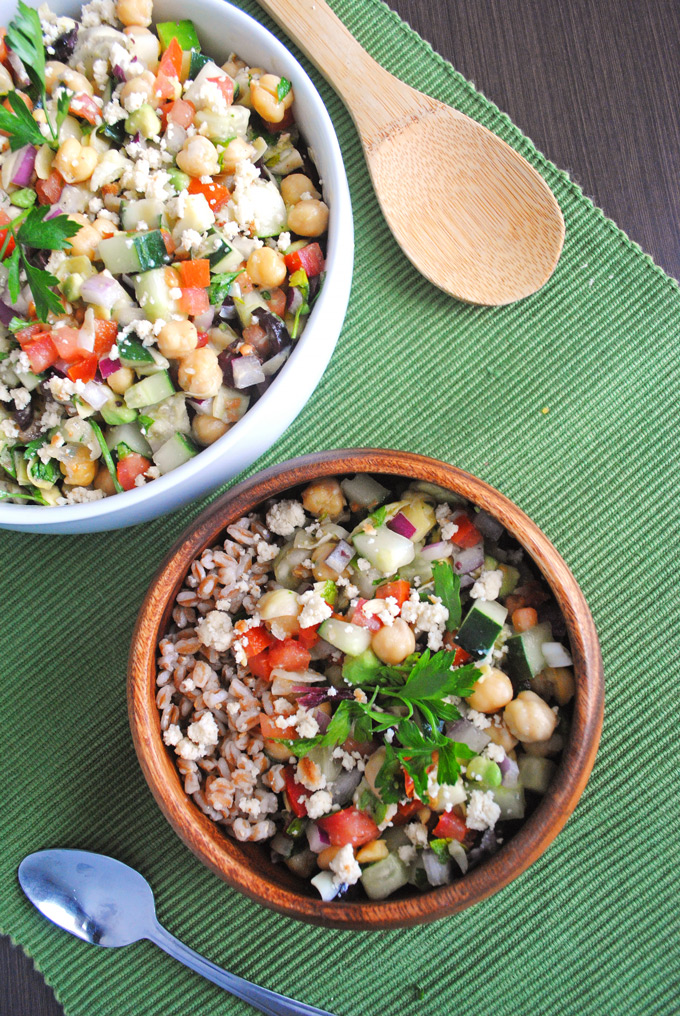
[3,1,680,1013]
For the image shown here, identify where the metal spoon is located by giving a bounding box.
[18,849,335,1016]
[256,0,565,305]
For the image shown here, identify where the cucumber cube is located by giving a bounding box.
[157,19,200,51]
[506,622,553,684]
[360,853,410,900]
[124,371,175,409]
[456,599,508,659]
[152,432,198,474]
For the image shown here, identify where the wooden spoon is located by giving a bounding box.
[256,0,565,305]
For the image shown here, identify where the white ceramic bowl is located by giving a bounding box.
[0,0,352,533]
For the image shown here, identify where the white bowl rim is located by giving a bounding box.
[0,0,353,530]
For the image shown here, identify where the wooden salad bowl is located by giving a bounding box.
[128,449,604,929]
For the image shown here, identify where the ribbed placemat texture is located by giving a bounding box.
[2,1,679,1014]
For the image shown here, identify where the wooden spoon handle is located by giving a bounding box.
[256,0,417,141]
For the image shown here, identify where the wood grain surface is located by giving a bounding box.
[3,0,679,1010]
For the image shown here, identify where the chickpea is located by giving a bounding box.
[246,247,286,288]
[280,173,321,205]
[263,738,293,762]
[301,476,346,519]
[317,845,342,870]
[221,55,246,78]
[32,108,47,125]
[192,415,230,446]
[466,665,514,714]
[94,463,116,496]
[45,61,93,97]
[250,73,294,123]
[177,347,223,398]
[504,690,558,744]
[157,319,198,359]
[53,138,98,184]
[371,618,416,665]
[60,444,96,486]
[287,198,329,237]
[120,72,157,109]
[107,367,135,395]
[219,137,256,173]
[523,730,564,758]
[92,217,118,239]
[544,666,575,706]
[512,607,538,632]
[69,220,102,259]
[116,0,153,26]
[176,135,220,178]
[486,720,518,753]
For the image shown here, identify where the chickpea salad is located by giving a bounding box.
[0,0,329,505]
[156,474,576,902]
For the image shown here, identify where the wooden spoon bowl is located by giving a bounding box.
[128,450,603,929]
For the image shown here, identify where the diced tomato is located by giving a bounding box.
[432,810,468,842]
[24,333,58,373]
[177,286,210,316]
[158,36,183,78]
[283,766,309,818]
[166,98,195,127]
[67,352,98,383]
[248,648,274,680]
[403,769,415,799]
[267,638,311,673]
[375,579,411,607]
[298,625,320,650]
[117,453,151,491]
[241,625,274,658]
[284,242,324,278]
[207,75,234,106]
[259,712,295,740]
[262,106,295,132]
[452,644,472,666]
[0,208,15,256]
[153,70,178,102]
[317,806,379,847]
[187,177,231,211]
[449,512,482,549]
[15,323,46,347]
[93,318,118,357]
[50,325,84,361]
[196,330,209,348]
[0,29,7,64]
[160,228,176,255]
[266,287,287,317]
[35,169,64,207]
[349,598,382,631]
[392,800,423,826]
[69,93,101,125]
[176,258,210,289]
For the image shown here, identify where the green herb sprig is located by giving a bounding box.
[3,206,79,320]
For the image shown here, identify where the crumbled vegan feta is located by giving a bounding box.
[266,499,306,536]
[483,742,506,764]
[196,610,233,651]
[329,843,362,887]
[400,591,448,650]
[305,789,333,819]
[187,711,220,747]
[470,569,504,602]
[298,587,333,628]
[404,822,429,848]
[465,789,501,831]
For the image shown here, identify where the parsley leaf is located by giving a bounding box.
[374,743,404,804]
[395,719,476,800]
[429,837,452,862]
[0,92,46,150]
[0,487,48,504]
[432,560,461,629]
[368,505,388,529]
[276,76,292,102]
[6,247,21,304]
[22,262,64,320]
[400,651,480,705]
[17,206,80,251]
[208,269,244,305]
[6,2,45,97]
[278,699,357,757]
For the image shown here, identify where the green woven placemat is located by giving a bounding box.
[2,1,679,1013]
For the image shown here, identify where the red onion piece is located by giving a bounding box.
[112,64,127,81]
[500,755,520,787]
[98,356,120,379]
[231,354,265,389]
[80,273,128,311]
[0,300,16,326]
[7,50,30,87]
[80,380,111,410]
[386,511,416,539]
[445,719,490,752]
[11,145,36,187]
[193,307,215,332]
[44,205,65,220]
[420,540,454,561]
[286,286,304,314]
[452,544,485,575]
[324,539,354,575]
[261,347,290,376]
[422,849,452,886]
[312,708,331,733]
[306,822,331,853]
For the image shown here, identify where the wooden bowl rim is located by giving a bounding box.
[128,448,604,929]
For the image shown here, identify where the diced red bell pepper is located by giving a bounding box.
[15,323,46,347]
[117,453,151,491]
[23,333,58,373]
[283,765,309,818]
[158,36,183,78]
[432,810,468,842]
[375,579,411,607]
[93,318,118,357]
[241,625,274,658]
[207,75,234,106]
[284,242,324,278]
[392,800,423,826]
[196,330,210,348]
[317,806,379,847]
[267,638,311,673]
[69,93,101,125]
[349,598,382,631]
[177,286,210,316]
[67,352,98,383]
[176,258,211,289]
[449,513,482,549]
[298,625,320,650]
[187,177,231,211]
[35,169,64,207]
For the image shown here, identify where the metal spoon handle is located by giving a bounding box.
[149,921,336,1016]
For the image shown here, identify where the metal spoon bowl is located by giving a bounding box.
[18,849,335,1016]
